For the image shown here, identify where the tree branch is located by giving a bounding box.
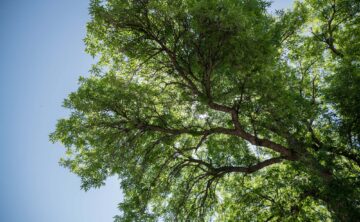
[214,156,286,174]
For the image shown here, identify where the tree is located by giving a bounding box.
[50,0,360,221]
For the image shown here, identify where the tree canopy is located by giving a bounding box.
[50,0,360,221]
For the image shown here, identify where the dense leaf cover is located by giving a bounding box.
[51,0,360,221]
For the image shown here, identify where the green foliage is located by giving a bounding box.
[51,0,360,221]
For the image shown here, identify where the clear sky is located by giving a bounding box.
[0,1,293,221]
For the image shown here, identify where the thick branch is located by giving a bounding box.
[184,156,286,175]
[215,156,285,174]
[231,111,293,157]
[136,122,238,137]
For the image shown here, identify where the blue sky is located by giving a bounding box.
[0,1,293,221]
